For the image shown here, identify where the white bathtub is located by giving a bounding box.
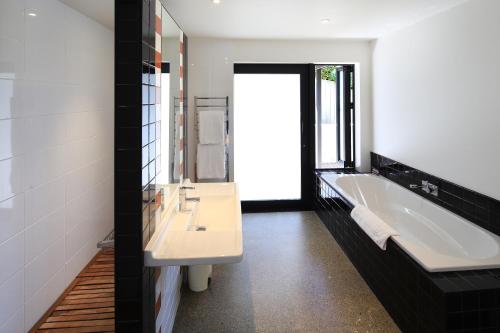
[322,173,500,272]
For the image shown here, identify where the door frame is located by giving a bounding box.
[233,63,315,212]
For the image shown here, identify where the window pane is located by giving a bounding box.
[339,70,345,161]
[315,66,340,169]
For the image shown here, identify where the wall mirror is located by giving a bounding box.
[158,7,185,186]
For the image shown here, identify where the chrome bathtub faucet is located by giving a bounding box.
[410,180,439,197]
[179,186,200,212]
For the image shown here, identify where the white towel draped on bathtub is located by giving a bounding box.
[350,205,399,250]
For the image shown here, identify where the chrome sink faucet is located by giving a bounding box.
[410,180,439,197]
[179,185,200,212]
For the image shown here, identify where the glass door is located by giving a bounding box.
[233,64,311,211]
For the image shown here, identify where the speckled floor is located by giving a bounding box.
[173,211,399,333]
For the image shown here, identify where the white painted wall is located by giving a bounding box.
[0,0,114,331]
[187,38,373,180]
[372,0,500,200]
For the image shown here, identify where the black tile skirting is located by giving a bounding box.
[371,152,500,236]
[314,172,500,333]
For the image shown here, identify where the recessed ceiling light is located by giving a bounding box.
[27,12,37,17]
[212,0,221,4]
[320,18,330,24]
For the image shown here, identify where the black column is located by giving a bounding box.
[115,0,158,331]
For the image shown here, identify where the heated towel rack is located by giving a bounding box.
[194,96,230,182]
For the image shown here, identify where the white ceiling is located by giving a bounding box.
[58,0,469,39]
[58,0,114,30]
[165,0,468,39]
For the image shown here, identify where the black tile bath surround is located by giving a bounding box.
[371,152,500,237]
[314,171,500,332]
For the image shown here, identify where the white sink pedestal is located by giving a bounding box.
[188,264,213,292]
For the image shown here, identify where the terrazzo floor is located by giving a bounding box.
[173,211,399,333]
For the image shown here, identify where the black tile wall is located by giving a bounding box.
[371,152,500,236]
[115,0,161,331]
[314,171,500,333]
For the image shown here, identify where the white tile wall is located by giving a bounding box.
[0,270,24,325]
[0,155,26,202]
[24,266,67,329]
[0,308,24,333]
[0,0,114,331]
[24,208,65,264]
[0,195,25,244]
[156,266,182,333]
[0,232,24,286]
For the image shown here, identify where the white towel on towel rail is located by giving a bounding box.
[198,111,225,144]
[350,205,399,250]
[197,144,226,179]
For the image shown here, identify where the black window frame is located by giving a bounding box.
[315,64,356,170]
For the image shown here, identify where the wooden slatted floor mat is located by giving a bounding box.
[30,249,115,333]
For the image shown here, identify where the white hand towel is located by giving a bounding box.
[198,111,225,144]
[197,144,226,179]
[350,205,399,250]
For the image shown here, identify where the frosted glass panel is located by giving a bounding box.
[234,74,301,201]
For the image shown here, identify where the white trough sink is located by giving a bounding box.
[145,182,243,266]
